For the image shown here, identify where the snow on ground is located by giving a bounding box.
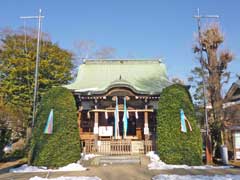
[146,151,232,170]
[10,164,47,172]
[10,163,86,173]
[10,153,100,173]
[152,174,240,180]
[29,176,101,180]
[81,153,100,161]
[55,163,86,171]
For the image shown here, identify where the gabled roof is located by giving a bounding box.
[225,78,240,102]
[64,59,172,95]
[236,79,240,87]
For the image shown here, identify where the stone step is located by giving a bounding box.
[99,155,140,160]
[99,155,141,164]
[100,159,140,164]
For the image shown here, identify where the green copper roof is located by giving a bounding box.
[64,59,172,95]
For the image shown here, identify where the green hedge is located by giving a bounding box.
[30,87,80,167]
[156,84,202,165]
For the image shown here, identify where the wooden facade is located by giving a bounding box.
[65,59,171,155]
[224,78,240,161]
[74,88,158,155]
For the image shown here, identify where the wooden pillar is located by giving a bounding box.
[93,100,99,140]
[233,131,236,161]
[77,106,83,152]
[94,112,99,136]
[93,111,99,152]
[144,104,149,140]
[78,106,83,139]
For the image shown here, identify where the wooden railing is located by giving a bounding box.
[80,132,95,140]
[144,140,153,153]
[98,141,110,154]
[83,140,96,153]
[82,140,153,155]
[110,140,131,155]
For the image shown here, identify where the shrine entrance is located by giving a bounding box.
[64,59,171,154]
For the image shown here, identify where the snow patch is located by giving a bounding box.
[29,176,101,180]
[152,174,240,180]
[81,153,100,161]
[10,164,47,172]
[146,151,232,170]
[10,163,86,173]
[56,163,86,171]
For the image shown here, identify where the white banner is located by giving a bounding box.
[99,126,113,136]
[93,123,99,134]
[144,127,149,135]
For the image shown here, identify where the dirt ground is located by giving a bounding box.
[1,164,240,180]
[0,159,26,170]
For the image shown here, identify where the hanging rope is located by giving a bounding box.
[105,111,108,119]
[87,111,90,119]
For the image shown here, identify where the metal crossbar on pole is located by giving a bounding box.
[20,9,44,129]
[193,8,219,164]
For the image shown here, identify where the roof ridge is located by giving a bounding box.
[83,59,163,64]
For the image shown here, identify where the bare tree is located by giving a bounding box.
[73,40,96,59]
[73,40,116,65]
[94,47,116,59]
[171,77,185,85]
[193,24,234,145]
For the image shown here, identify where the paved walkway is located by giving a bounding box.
[1,164,240,180]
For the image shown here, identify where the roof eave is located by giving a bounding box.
[70,83,162,96]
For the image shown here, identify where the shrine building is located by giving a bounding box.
[65,59,172,155]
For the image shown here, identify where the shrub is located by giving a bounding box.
[156,84,202,165]
[0,129,11,161]
[30,87,80,167]
[3,148,27,161]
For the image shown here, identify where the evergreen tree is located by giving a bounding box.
[0,28,73,129]
[30,87,80,167]
[157,84,202,165]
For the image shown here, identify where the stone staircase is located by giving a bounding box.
[82,155,150,166]
[99,155,141,165]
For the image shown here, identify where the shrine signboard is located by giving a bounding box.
[99,126,113,136]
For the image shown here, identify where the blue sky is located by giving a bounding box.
[0,0,239,91]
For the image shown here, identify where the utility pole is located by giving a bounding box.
[20,9,44,129]
[193,8,219,164]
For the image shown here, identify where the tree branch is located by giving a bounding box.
[200,58,211,72]
[220,72,230,89]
